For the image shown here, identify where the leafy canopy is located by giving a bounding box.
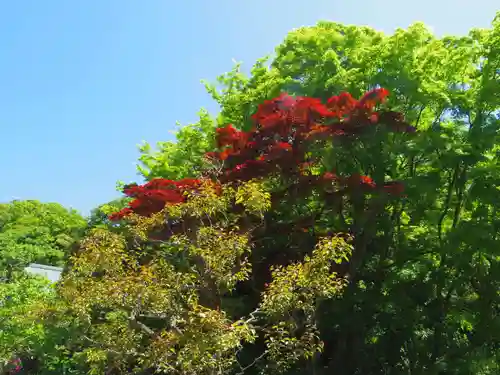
[4,12,500,375]
[0,200,86,277]
[127,13,500,374]
[51,85,412,375]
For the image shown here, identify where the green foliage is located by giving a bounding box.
[0,274,85,375]
[262,236,351,318]
[0,201,87,374]
[124,13,500,375]
[235,180,272,217]
[137,109,218,181]
[87,197,131,230]
[0,200,86,278]
[36,179,349,374]
[259,236,351,373]
[0,275,54,362]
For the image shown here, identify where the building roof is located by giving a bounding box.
[24,263,63,283]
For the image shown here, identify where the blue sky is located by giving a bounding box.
[0,0,498,216]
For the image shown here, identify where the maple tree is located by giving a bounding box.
[42,88,414,374]
[111,88,411,222]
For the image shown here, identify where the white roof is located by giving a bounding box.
[24,263,63,283]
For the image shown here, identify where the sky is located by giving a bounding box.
[0,0,498,216]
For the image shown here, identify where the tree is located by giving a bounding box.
[0,201,86,374]
[137,109,218,181]
[130,14,500,374]
[0,274,76,374]
[47,87,414,375]
[0,200,86,280]
[87,198,131,230]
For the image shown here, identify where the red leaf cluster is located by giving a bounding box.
[208,88,414,183]
[109,88,410,221]
[109,178,203,220]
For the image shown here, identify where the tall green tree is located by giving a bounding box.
[0,201,87,374]
[0,200,86,280]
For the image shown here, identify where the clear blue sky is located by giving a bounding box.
[0,1,497,216]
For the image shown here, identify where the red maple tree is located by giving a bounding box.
[110,88,413,220]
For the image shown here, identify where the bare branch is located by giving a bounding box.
[236,350,268,375]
